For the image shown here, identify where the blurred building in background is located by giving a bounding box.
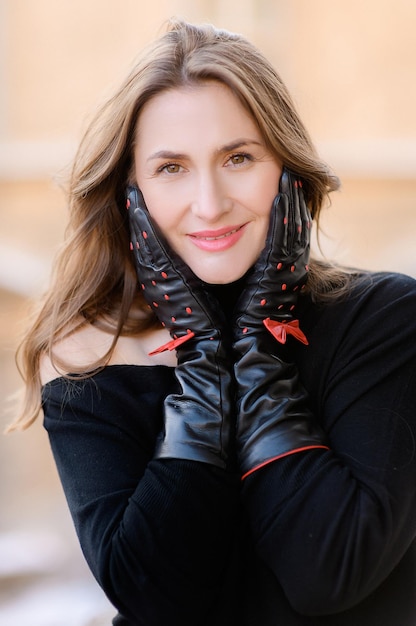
[1,1,415,623]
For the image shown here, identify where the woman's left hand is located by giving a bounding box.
[232,169,327,480]
[234,168,311,346]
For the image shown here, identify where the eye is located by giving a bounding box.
[158,162,182,174]
[227,153,252,166]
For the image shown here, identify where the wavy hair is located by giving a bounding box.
[12,18,348,429]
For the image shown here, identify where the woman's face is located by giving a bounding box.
[133,81,282,284]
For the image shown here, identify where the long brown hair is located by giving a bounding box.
[13,18,348,429]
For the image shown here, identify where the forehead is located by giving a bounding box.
[135,81,261,145]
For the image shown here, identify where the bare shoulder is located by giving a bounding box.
[39,324,177,385]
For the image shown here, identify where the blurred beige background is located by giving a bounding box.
[1,0,415,623]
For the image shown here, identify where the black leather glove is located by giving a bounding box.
[127,186,233,470]
[232,169,328,480]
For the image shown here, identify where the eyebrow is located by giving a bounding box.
[146,139,264,163]
[147,150,188,162]
[219,139,263,153]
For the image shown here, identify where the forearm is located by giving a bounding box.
[43,371,239,626]
[93,459,239,624]
[51,438,238,625]
[234,335,328,479]
[156,337,233,468]
[235,326,416,614]
[242,439,416,615]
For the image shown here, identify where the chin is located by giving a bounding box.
[184,250,257,285]
[193,266,249,285]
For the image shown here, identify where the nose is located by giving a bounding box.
[190,171,232,222]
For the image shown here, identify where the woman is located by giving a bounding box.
[13,19,416,626]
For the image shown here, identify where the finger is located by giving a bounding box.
[292,177,302,250]
[133,207,164,271]
[282,170,301,252]
[297,179,312,250]
[127,186,174,272]
[127,186,154,268]
[271,191,289,259]
[278,167,290,195]
[274,168,293,257]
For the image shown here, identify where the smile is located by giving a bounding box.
[195,227,242,241]
[188,224,247,252]
[189,224,245,240]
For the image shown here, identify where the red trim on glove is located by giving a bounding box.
[241,444,330,481]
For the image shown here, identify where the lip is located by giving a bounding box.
[187,224,247,252]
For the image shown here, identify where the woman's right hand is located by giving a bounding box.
[127,186,233,470]
[127,185,223,354]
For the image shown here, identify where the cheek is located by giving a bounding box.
[248,182,278,254]
[252,222,269,260]
[249,187,277,231]
[246,168,280,217]
[139,188,179,238]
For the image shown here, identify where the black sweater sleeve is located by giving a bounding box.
[241,272,416,616]
[42,365,239,625]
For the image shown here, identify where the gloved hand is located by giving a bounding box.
[232,169,329,480]
[127,186,233,470]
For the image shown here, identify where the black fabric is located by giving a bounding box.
[42,272,416,625]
